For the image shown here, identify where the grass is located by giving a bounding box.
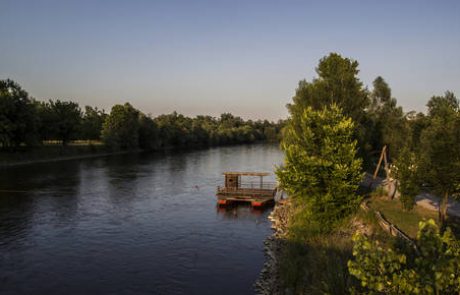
[278,223,357,294]
[368,196,439,238]
[277,204,395,294]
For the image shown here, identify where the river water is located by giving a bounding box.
[0,144,283,295]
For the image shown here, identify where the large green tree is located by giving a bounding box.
[0,79,38,149]
[418,92,460,227]
[102,103,140,150]
[287,53,372,165]
[277,104,363,235]
[368,76,408,160]
[80,106,107,140]
[51,100,82,145]
[138,113,159,150]
[288,53,369,123]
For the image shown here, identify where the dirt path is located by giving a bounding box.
[415,193,460,218]
[362,172,460,218]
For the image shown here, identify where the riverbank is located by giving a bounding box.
[255,201,291,295]
[256,199,388,294]
[0,141,277,169]
[0,144,140,168]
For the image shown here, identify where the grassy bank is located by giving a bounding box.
[274,201,394,294]
[0,142,112,167]
[368,196,439,238]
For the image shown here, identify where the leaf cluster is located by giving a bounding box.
[349,220,460,294]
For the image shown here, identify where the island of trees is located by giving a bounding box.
[275,53,460,294]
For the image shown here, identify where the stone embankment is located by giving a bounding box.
[255,201,291,295]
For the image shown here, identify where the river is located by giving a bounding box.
[0,144,283,295]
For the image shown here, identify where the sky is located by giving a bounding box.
[1,0,459,120]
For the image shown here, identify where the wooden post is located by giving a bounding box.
[369,145,387,189]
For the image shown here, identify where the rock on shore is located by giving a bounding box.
[254,201,291,295]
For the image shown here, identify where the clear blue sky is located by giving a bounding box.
[1,0,459,120]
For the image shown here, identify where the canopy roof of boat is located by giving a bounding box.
[222,172,270,177]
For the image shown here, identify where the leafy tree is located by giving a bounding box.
[394,146,420,210]
[288,53,369,124]
[427,91,459,117]
[407,111,430,150]
[40,99,82,145]
[418,92,460,227]
[287,53,372,166]
[138,113,158,150]
[276,104,363,235]
[370,76,392,108]
[348,219,460,294]
[0,79,38,149]
[102,103,140,150]
[36,100,56,141]
[368,76,408,160]
[80,106,107,140]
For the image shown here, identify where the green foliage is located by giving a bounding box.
[288,53,369,124]
[407,111,430,150]
[427,91,459,117]
[394,147,420,211]
[0,79,281,151]
[367,76,409,160]
[80,106,107,140]
[277,104,363,235]
[418,92,460,225]
[102,103,140,150]
[43,99,82,145]
[153,111,279,148]
[348,219,460,294]
[138,113,159,150]
[0,79,39,149]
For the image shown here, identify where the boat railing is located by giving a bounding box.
[217,181,277,192]
[238,181,276,190]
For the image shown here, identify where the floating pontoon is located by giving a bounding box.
[216,172,277,207]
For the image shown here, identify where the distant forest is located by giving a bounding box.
[0,79,283,151]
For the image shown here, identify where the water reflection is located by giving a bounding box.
[0,144,283,295]
[216,203,273,220]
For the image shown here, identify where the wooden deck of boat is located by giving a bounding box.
[216,187,276,207]
[216,171,277,207]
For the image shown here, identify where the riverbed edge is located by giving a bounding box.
[254,201,290,295]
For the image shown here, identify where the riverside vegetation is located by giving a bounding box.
[273,53,460,294]
[0,79,283,165]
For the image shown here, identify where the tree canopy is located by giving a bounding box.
[277,104,363,235]
[0,79,282,151]
[0,79,38,148]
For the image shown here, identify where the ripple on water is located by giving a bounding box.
[0,145,282,295]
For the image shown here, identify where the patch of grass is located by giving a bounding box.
[368,197,438,238]
[277,209,388,294]
[277,200,402,294]
[369,185,387,198]
[278,225,358,294]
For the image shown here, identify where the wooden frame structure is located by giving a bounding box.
[216,172,277,207]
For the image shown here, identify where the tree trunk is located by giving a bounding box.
[438,191,449,229]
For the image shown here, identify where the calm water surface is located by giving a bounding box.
[0,144,283,295]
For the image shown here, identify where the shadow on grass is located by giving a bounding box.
[278,236,358,294]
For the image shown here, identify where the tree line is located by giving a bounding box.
[0,79,283,151]
[277,53,460,293]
